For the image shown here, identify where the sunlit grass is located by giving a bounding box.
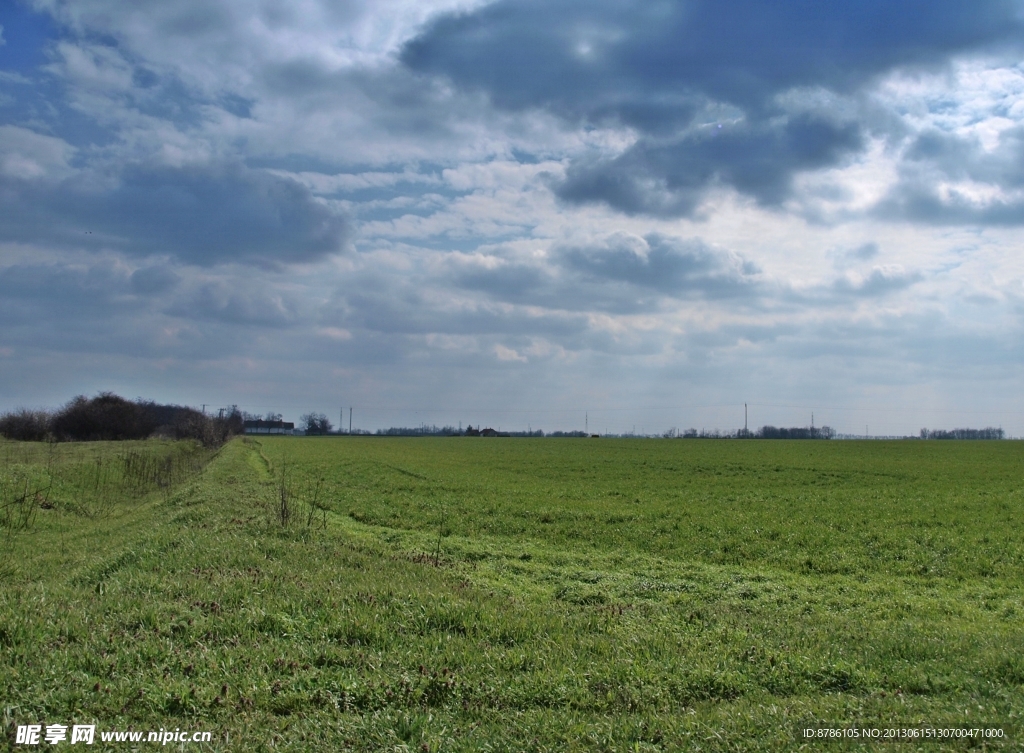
[2,436,1022,751]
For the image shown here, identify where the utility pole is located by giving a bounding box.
[744,403,748,433]
[349,407,352,435]
[585,413,588,434]
[340,407,343,433]
[201,404,206,415]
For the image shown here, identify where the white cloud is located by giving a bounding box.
[317,326,352,341]
[0,126,76,181]
[494,344,527,362]
[47,41,135,93]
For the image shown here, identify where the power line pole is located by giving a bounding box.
[744,403,748,433]
[349,407,352,435]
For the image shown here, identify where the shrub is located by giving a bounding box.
[0,409,52,442]
[2,394,244,447]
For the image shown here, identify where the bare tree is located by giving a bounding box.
[300,412,332,435]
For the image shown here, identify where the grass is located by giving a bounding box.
[1,436,1022,751]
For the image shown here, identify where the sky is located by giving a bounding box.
[2,0,1024,436]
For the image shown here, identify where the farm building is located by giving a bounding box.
[243,419,295,435]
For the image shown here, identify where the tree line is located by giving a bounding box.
[0,393,244,446]
[919,427,1004,440]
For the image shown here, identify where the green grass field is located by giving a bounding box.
[2,436,1022,751]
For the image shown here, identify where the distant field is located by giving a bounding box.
[2,436,1023,751]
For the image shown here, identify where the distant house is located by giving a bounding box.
[244,419,295,435]
[465,425,508,437]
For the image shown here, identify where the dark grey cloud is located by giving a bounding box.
[878,188,1024,225]
[166,280,302,327]
[0,160,349,266]
[326,284,668,359]
[405,0,1022,117]
[447,233,762,314]
[450,261,657,315]
[339,287,588,341]
[0,261,127,323]
[559,233,760,298]
[404,0,1024,216]
[130,264,180,294]
[876,126,1024,224]
[0,260,162,356]
[439,231,772,322]
[454,262,548,302]
[0,257,305,364]
[558,115,864,215]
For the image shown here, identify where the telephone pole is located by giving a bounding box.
[349,407,352,435]
[744,403,748,433]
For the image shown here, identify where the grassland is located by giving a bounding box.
[2,436,1022,751]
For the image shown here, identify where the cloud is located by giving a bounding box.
[337,285,590,341]
[3,0,1024,435]
[403,0,1024,216]
[494,343,526,362]
[875,125,1024,224]
[130,264,181,294]
[831,266,923,297]
[444,232,763,316]
[556,115,865,215]
[0,158,350,266]
[0,260,133,323]
[828,242,881,270]
[453,259,549,303]
[0,125,76,181]
[41,0,489,83]
[558,233,761,299]
[165,278,304,327]
[405,0,1023,116]
[849,242,880,261]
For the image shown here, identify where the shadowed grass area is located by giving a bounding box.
[2,436,1022,751]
